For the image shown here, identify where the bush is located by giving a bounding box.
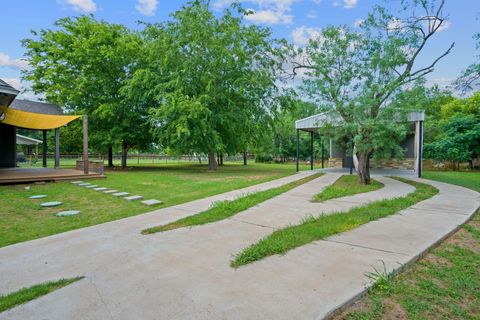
[255,155,273,163]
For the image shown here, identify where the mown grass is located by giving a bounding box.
[142,172,323,234]
[312,175,383,202]
[423,170,480,192]
[0,277,83,313]
[331,171,480,320]
[231,177,438,268]
[0,163,309,248]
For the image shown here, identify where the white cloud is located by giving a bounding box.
[292,26,322,46]
[0,52,29,70]
[436,20,450,32]
[135,0,158,16]
[307,10,317,19]
[387,18,406,31]
[3,78,22,91]
[311,0,322,4]
[214,0,296,25]
[426,77,454,89]
[245,9,293,24]
[64,0,96,13]
[353,18,364,27]
[2,78,42,101]
[343,0,358,9]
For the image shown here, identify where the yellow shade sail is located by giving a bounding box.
[0,105,80,130]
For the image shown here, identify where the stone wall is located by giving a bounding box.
[328,157,343,168]
[328,157,415,170]
[76,160,104,174]
[369,158,415,170]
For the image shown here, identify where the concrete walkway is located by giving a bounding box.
[1,174,479,319]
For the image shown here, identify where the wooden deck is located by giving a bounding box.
[0,168,104,184]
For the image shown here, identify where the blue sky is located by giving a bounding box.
[1,0,479,100]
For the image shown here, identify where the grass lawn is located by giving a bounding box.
[231,178,438,268]
[0,277,83,313]
[333,211,480,320]
[332,170,480,320]
[312,175,383,202]
[0,162,311,247]
[143,173,323,234]
[423,170,480,192]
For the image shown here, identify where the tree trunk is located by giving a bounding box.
[108,146,113,168]
[219,153,224,166]
[356,151,371,185]
[197,154,202,164]
[121,141,128,169]
[208,151,217,171]
[243,151,247,165]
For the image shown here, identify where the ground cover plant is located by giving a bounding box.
[142,172,323,234]
[231,178,438,268]
[312,175,383,202]
[0,163,307,247]
[330,171,480,320]
[0,277,83,313]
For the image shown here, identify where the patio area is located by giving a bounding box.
[0,167,103,184]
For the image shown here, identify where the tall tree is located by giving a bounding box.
[292,0,453,184]
[424,114,480,169]
[456,32,480,91]
[22,16,153,168]
[133,0,280,170]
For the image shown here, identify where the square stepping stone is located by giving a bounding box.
[29,195,47,199]
[41,201,63,207]
[71,181,83,184]
[85,185,98,189]
[124,195,143,202]
[78,183,91,186]
[56,210,80,217]
[113,192,130,197]
[141,199,163,206]
[93,187,108,191]
[103,190,118,194]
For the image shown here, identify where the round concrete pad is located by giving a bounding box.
[56,210,80,217]
[29,195,47,199]
[40,201,63,207]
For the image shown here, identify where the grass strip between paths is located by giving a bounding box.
[312,174,384,202]
[142,173,323,234]
[0,277,84,313]
[231,177,438,268]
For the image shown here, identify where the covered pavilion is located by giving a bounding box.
[0,79,99,184]
[294,111,425,177]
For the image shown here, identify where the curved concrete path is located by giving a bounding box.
[1,175,478,320]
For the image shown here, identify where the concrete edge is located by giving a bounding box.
[0,170,320,251]
[323,199,480,320]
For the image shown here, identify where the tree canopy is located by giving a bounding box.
[22,16,153,167]
[292,0,453,183]
[130,0,281,170]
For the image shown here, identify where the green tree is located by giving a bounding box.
[440,91,480,118]
[133,0,280,170]
[424,114,480,169]
[292,0,453,184]
[456,32,480,91]
[22,16,153,168]
[389,84,455,143]
[270,95,320,161]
